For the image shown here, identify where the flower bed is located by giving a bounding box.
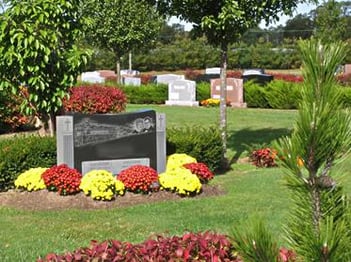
[13,153,213,201]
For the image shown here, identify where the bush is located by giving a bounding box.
[42,164,82,195]
[80,169,124,201]
[167,126,223,172]
[244,81,270,108]
[338,86,351,108]
[196,82,211,101]
[121,83,167,104]
[14,167,48,191]
[64,85,126,114]
[265,80,301,109]
[39,231,237,261]
[117,165,159,193]
[249,147,278,168]
[0,135,56,192]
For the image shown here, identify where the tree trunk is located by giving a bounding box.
[116,56,121,84]
[36,112,55,137]
[219,43,228,162]
[129,51,132,71]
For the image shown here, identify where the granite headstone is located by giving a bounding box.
[156,74,185,85]
[56,110,166,175]
[165,79,199,106]
[210,78,246,108]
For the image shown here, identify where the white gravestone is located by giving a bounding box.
[81,71,104,83]
[205,67,221,74]
[156,74,185,85]
[123,76,141,86]
[165,80,199,106]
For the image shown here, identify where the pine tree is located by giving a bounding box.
[275,38,351,261]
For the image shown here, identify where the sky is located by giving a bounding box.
[168,1,342,30]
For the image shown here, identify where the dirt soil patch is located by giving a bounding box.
[0,184,225,211]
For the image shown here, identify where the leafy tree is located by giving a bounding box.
[83,0,162,83]
[284,14,315,39]
[0,0,91,135]
[314,0,348,43]
[150,0,318,165]
[275,39,351,260]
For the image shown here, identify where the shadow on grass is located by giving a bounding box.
[227,127,292,164]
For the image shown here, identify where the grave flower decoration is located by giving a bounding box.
[183,162,214,183]
[14,167,48,191]
[200,98,220,107]
[117,165,159,193]
[159,167,202,196]
[42,164,82,195]
[80,169,124,201]
[166,153,197,172]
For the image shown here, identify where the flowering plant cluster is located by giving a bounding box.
[159,168,202,196]
[183,162,214,183]
[14,167,48,191]
[42,164,82,195]
[80,170,125,201]
[200,98,220,107]
[166,153,197,172]
[158,153,206,196]
[117,165,159,193]
[63,85,126,114]
[250,147,278,168]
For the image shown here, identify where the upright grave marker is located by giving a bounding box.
[156,74,185,85]
[165,79,199,106]
[210,78,246,108]
[56,110,166,175]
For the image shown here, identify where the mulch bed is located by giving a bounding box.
[0,184,225,211]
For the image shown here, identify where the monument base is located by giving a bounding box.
[165,100,199,106]
[230,102,247,108]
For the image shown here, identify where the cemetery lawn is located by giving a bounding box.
[1,105,351,261]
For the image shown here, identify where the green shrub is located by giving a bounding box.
[122,84,167,104]
[338,86,351,108]
[0,135,56,191]
[265,80,301,109]
[166,126,223,172]
[244,81,270,108]
[196,82,211,101]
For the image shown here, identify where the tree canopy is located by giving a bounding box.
[82,0,162,83]
[150,0,318,161]
[0,0,91,134]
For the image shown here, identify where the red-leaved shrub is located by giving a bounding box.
[42,164,82,195]
[250,147,278,168]
[140,74,154,85]
[63,85,126,114]
[183,162,214,183]
[38,231,239,262]
[117,165,159,193]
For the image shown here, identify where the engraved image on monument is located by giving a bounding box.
[57,110,166,175]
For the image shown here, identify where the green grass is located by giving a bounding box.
[1,105,350,261]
